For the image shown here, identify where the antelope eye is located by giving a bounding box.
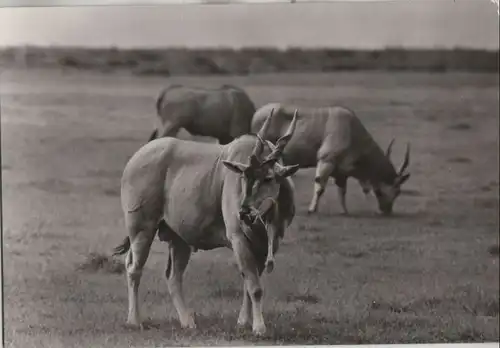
[263,176,274,182]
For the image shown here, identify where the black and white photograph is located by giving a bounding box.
[0,0,499,347]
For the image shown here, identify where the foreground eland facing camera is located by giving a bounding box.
[113,109,299,335]
[251,103,411,215]
[149,84,256,145]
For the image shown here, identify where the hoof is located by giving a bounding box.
[236,320,250,329]
[180,316,197,329]
[252,325,267,336]
[125,321,144,331]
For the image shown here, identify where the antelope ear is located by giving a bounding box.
[222,160,248,174]
[276,164,300,178]
[397,173,411,186]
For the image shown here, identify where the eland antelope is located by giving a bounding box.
[251,103,411,215]
[149,84,256,145]
[113,109,299,335]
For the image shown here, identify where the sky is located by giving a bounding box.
[0,0,498,49]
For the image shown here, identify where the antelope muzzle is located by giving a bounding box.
[239,206,253,224]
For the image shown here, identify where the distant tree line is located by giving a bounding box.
[0,46,497,75]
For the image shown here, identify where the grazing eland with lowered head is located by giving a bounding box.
[149,84,256,145]
[251,103,411,215]
[113,109,299,335]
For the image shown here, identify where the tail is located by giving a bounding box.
[156,88,167,115]
[112,236,131,256]
[148,129,158,142]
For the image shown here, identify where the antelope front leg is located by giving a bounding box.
[232,236,266,335]
[308,161,334,214]
[237,282,251,328]
[335,176,349,215]
[165,240,196,329]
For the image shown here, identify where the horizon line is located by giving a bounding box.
[1,44,499,52]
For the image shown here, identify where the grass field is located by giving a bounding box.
[1,68,499,347]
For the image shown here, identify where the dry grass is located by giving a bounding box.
[1,68,499,347]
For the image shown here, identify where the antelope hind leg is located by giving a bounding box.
[335,176,349,215]
[125,216,156,327]
[165,237,196,329]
